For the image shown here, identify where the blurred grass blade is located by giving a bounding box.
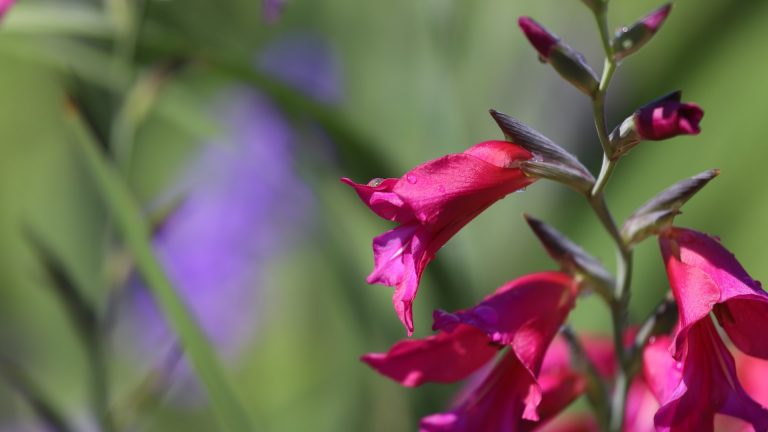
[64,100,253,432]
[2,3,113,39]
[0,353,74,432]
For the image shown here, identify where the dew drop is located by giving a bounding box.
[368,177,385,187]
[675,361,683,370]
[406,174,418,184]
[437,185,446,193]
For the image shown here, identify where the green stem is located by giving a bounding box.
[587,5,635,432]
[66,102,253,432]
[87,329,116,432]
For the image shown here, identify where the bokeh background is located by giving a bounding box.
[0,0,767,430]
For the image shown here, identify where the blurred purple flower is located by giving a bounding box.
[119,35,340,375]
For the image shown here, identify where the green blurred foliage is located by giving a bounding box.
[0,0,767,430]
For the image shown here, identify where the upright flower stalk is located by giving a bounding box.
[346,1,768,431]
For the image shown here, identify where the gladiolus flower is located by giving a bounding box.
[518,17,559,60]
[343,140,534,334]
[642,323,768,431]
[634,92,703,141]
[659,227,768,359]
[362,272,579,430]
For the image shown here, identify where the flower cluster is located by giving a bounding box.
[344,1,768,431]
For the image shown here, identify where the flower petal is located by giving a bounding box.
[647,320,768,431]
[433,272,578,370]
[361,324,498,387]
[661,227,768,359]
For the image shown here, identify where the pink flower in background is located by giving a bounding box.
[634,92,703,141]
[362,272,579,430]
[343,140,534,334]
[0,0,14,20]
[642,325,768,431]
[659,227,768,359]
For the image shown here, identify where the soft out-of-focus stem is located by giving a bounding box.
[65,101,253,432]
[0,354,74,432]
[587,4,636,432]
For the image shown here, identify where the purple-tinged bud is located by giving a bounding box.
[518,17,599,96]
[641,3,672,32]
[613,4,672,61]
[609,91,704,159]
[518,17,559,60]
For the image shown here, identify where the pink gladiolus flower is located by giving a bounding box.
[643,324,768,431]
[518,17,559,60]
[0,0,14,19]
[343,140,534,334]
[659,227,768,359]
[362,272,579,431]
[634,92,703,141]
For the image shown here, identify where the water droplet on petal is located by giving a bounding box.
[368,177,385,187]
[675,361,683,370]
[437,185,446,193]
[406,174,418,184]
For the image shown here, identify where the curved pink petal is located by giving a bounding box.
[433,272,578,369]
[341,177,414,223]
[645,320,768,431]
[624,377,659,432]
[660,227,768,359]
[420,351,543,431]
[361,324,499,387]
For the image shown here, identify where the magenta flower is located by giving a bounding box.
[634,92,703,141]
[362,272,579,430]
[0,0,14,20]
[659,227,768,359]
[343,140,535,334]
[642,324,768,431]
[518,17,559,59]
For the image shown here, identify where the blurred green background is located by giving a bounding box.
[0,0,767,430]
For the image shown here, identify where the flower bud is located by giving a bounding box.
[518,17,599,97]
[524,215,614,301]
[609,91,703,159]
[622,169,719,246]
[489,109,595,193]
[612,4,672,61]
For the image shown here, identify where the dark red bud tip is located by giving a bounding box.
[518,16,559,59]
[642,3,672,32]
[635,94,704,140]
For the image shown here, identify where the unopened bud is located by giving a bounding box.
[622,169,719,246]
[518,17,599,97]
[613,4,672,61]
[609,91,703,159]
